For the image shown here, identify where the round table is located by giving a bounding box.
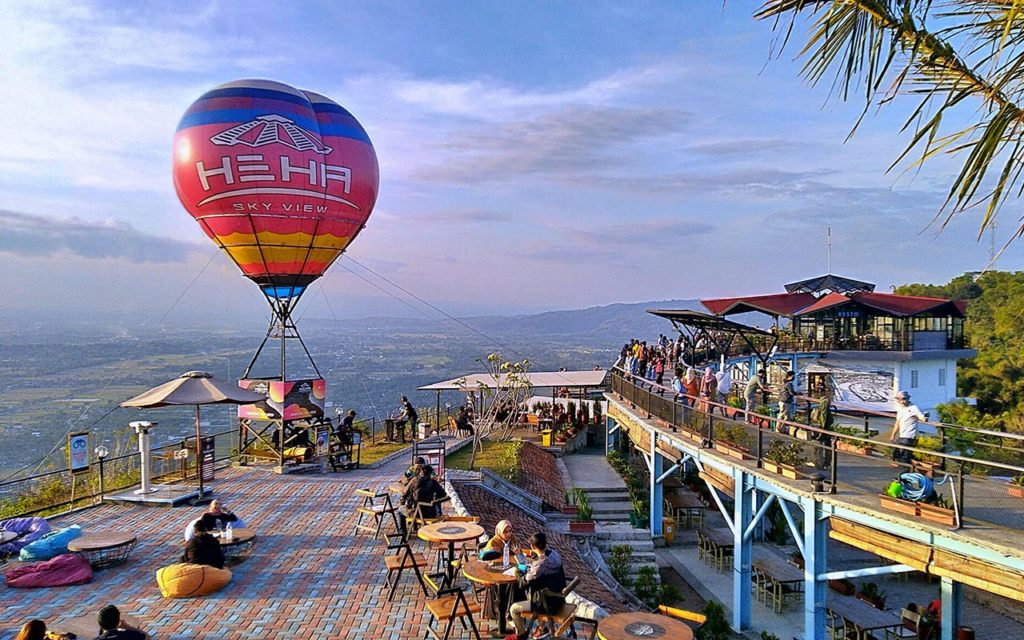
[463,558,519,637]
[597,612,694,640]
[214,528,257,564]
[68,531,138,569]
[388,481,406,494]
[418,521,485,590]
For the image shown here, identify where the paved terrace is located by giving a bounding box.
[0,455,617,640]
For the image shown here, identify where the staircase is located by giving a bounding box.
[583,487,632,522]
[591,524,660,585]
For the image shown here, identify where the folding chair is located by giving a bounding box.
[411,495,451,532]
[382,532,430,601]
[525,577,581,639]
[886,608,920,640]
[424,586,482,640]
[354,489,400,540]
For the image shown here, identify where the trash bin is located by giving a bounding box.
[663,519,675,545]
[541,430,553,447]
[957,627,975,640]
[418,423,431,440]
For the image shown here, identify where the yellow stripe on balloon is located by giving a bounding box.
[215,231,351,249]
[223,245,346,268]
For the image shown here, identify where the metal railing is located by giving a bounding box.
[0,429,237,520]
[610,368,1024,533]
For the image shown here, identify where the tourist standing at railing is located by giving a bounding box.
[670,368,685,395]
[700,366,718,414]
[715,366,731,407]
[890,391,924,465]
[653,355,665,385]
[778,371,796,421]
[671,337,682,367]
[809,396,834,469]
[682,367,699,406]
[638,342,649,378]
[744,369,768,415]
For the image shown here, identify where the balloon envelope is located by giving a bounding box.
[172,79,379,299]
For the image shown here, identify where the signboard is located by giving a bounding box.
[237,378,326,421]
[68,431,89,475]
[351,432,361,446]
[174,449,189,460]
[200,436,215,482]
[315,426,330,458]
[426,451,445,480]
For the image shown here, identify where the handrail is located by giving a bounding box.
[611,366,1024,476]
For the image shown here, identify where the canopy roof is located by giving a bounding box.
[646,309,772,335]
[121,371,267,408]
[418,370,608,392]
[701,292,817,318]
[795,292,967,318]
[784,274,876,295]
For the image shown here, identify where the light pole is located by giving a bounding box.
[95,445,109,501]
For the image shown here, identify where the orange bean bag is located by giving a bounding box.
[156,563,231,598]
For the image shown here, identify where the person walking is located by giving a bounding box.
[716,365,732,407]
[682,367,700,406]
[809,395,834,469]
[889,391,924,465]
[700,366,717,414]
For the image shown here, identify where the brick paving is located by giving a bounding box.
[1,460,445,640]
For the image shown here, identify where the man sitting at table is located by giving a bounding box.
[398,465,447,537]
[454,406,475,437]
[506,532,566,640]
[204,500,239,530]
[183,514,225,569]
[94,605,148,640]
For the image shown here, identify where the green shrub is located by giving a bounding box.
[608,544,633,587]
[716,424,752,449]
[695,601,731,640]
[631,565,677,608]
[765,440,806,467]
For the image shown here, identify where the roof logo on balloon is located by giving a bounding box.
[210,114,334,155]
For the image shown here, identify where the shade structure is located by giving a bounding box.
[121,371,267,498]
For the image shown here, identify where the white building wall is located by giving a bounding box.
[894,357,959,419]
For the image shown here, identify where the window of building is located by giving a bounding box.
[911,370,919,389]
[939,368,946,387]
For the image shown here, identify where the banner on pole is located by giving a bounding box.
[69,431,90,475]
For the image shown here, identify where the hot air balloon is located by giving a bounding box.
[172,79,379,384]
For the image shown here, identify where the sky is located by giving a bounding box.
[0,1,1014,329]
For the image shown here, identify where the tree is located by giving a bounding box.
[455,353,532,469]
[897,270,1024,414]
[757,1,1024,246]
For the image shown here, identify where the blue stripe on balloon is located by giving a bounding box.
[199,86,311,107]
[176,109,371,144]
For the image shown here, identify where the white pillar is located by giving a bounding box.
[131,421,157,494]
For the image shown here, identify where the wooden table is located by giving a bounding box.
[68,531,137,569]
[463,558,519,637]
[419,522,485,590]
[826,596,902,640]
[663,493,705,529]
[214,528,257,564]
[388,481,407,494]
[696,527,733,572]
[596,611,693,640]
[752,557,804,613]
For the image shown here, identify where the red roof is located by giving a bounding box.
[701,292,817,317]
[794,292,967,318]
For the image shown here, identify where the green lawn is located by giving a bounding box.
[446,439,518,471]
[358,441,410,465]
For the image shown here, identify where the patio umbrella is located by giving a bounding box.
[121,371,267,499]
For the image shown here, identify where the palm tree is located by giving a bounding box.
[756,0,1024,254]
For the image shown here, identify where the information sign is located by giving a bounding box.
[69,431,90,475]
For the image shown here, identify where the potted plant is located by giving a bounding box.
[918,493,957,526]
[593,403,603,425]
[555,429,568,444]
[725,396,744,419]
[763,440,806,479]
[856,582,886,610]
[879,480,921,516]
[1010,474,1024,498]
[834,426,874,455]
[631,496,649,529]
[569,492,595,533]
[828,578,856,596]
[561,485,580,515]
[714,424,753,461]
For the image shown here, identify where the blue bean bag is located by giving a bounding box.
[19,525,82,562]
[0,517,50,555]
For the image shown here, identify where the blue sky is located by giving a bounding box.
[0,1,1009,326]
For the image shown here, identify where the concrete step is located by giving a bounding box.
[594,539,655,552]
[580,486,628,494]
[585,492,630,503]
[591,501,631,512]
[593,512,631,522]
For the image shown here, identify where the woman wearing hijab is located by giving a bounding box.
[479,520,518,561]
[700,366,718,414]
[682,367,700,407]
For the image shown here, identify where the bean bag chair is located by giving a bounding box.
[6,553,93,588]
[19,525,83,562]
[0,517,50,555]
[157,563,232,598]
[183,517,246,541]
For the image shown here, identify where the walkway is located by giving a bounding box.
[562,447,627,491]
[2,456,429,640]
